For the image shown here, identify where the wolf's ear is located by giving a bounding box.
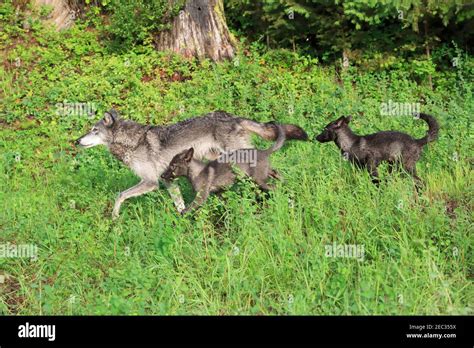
[183,148,194,162]
[103,109,117,127]
[344,116,352,124]
[334,116,346,128]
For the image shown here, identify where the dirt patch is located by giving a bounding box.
[0,274,26,314]
[141,74,153,83]
[445,199,459,219]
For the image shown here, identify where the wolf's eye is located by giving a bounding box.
[92,127,98,133]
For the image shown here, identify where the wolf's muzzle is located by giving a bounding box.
[315,133,330,143]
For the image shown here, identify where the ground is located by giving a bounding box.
[0,21,472,315]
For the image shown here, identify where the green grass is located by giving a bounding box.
[0,18,472,315]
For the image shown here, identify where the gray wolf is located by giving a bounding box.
[75,110,307,218]
[315,113,439,186]
[160,124,286,214]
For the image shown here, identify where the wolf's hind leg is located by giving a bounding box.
[387,161,395,174]
[164,181,186,213]
[403,161,424,190]
[269,168,283,181]
[257,181,274,191]
[112,180,158,219]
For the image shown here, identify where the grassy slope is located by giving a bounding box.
[0,21,472,315]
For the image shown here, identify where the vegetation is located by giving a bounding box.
[0,0,472,315]
[105,0,184,48]
[225,0,473,64]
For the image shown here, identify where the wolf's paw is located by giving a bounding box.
[111,210,120,220]
[172,198,186,213]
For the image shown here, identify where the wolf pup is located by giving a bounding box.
[161,124,286,214]
[75,109,307,218]
[315,113,439,186]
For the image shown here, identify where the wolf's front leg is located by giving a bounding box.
[367,160,381,185]
[180,167,214,215]
[164,181,186,213]
[112,180,158,219]
[181,189,211,215]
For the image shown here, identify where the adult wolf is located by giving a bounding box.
[75,109,308,218]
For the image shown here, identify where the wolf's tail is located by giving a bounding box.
[416,113,439,146]
[240,119,308,141]
[262,123,286,156]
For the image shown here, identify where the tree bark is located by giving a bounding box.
[33,0,79,30]
[154,0,236,61]
[424,19,433,90]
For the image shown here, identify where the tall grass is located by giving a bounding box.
[0,18,472,315]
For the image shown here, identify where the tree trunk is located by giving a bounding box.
[33,0,79,30]
[424,19,433,90]
[154,0,236,61]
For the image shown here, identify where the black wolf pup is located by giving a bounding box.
[161,125,286,214]
[315,113,439,186]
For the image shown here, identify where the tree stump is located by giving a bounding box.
[32,0,79,30]
[154,0,236,61]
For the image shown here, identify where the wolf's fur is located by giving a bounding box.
[161,124,286,214]
[75,110,307,218]
[315,113,439,186]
